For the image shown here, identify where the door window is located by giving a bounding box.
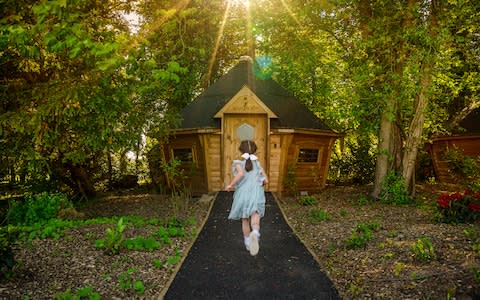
[236,123,255,140]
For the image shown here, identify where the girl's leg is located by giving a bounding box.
[241,218,251,237]
[250,212,260,232]
[242,218,251,250]
[248,212,261,256]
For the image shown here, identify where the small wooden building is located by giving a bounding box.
[159,56,341,195]
[428,108,480,183]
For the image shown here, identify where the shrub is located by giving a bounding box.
[380,172,413,205]
[299,195,317,206]
[437,191,480,224]
[443,148,480,191]
[7,193,73,226]
[55,286,100,300]
[308,209,332,224]
[328,137,376,185]
[411,237,436,262]
[346,221,381,249]
[96,218,126,255]
[124,236,161,252]
[0,226,19,279]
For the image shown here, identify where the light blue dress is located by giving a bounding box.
[228,159,266,220]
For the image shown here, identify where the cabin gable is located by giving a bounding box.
[214,86,278,118]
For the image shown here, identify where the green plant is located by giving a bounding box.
[354,195,370,206]
[411,236,436,262]
[161,158,191,215]
[118,268,145,295]
[443,148,480,191]
[328,137,376,185]
[379,172,413,205]
[0,226,19,279]
[437,191,480,224]
[308,208,331,224]
[345,221,381,249]
[283,164,298,197]
[464,227,480,255]
[124,235,160,252]
[96,218,125,255]
[55,286,100,300]
[470,266,480,284]
[166,249,181,265]
[299,195,317,206]
[153,259,163,268]
[394,262,406,276]
[7,193,73,226]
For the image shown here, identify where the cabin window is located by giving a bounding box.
[297,149,319,163]
[172,148,194,162]
[236,123,255,140]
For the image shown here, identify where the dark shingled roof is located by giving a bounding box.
[178,58,333,132]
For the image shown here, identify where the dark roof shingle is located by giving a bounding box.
[178,58,332,132]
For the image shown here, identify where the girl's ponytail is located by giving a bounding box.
[239,140,257,173]
[245,158,253,172]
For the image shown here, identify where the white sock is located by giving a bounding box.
[252,229,260,237]
[244,236,250,246]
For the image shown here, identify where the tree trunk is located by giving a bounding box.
[402,63,431,195]
[371,102,395,199]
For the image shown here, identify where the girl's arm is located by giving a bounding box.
[225,163,244,191]
[260,168,269,185]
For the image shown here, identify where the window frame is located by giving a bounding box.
[296,148,320,164]
[171,147,196,164]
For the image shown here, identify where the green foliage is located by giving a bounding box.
[436,191,480,224]
[166,249,181,265]
[96,218,125,255]
[118,268,145,295]
[124,236,160,252]
[161,158,191,214]
[0,226,19,279]
[282,164,298,197]
[346,221,381,249]
[464,227,480,255]
[379,172,413,205]
[308,209,332,224]
[299,195,317,206]
[443,148,480,192]
[7,193,73,226]
[329,138,376,185]
[470,266,480,285]
[411,237,436,262]
[55,286,100,300]
[153,259,163,269]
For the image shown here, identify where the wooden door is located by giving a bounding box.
[223,114,268,188]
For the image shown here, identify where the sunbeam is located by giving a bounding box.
[205,1,232,87]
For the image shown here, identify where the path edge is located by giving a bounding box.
[157,192,218,300]
[272,193,335,283]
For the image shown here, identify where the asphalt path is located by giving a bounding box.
[163,191,341,300]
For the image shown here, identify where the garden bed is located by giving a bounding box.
[1,184,479,299]
[279,184,480,299]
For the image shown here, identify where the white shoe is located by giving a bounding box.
[249,231,259,256]
[244,236,250,251]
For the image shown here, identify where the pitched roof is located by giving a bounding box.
[177,57,333,132]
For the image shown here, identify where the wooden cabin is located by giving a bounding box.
[428,108,480,183]
[156,56,341,195]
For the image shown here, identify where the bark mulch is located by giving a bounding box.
[162,191,340,300]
